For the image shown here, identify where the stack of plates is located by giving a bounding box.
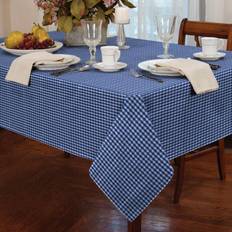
[34,54,81,71]
[138,59,182,77]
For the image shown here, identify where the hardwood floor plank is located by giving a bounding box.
[0,130,232,232]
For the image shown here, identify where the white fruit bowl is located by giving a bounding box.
[0,41,63,56]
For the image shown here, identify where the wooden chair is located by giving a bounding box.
[178,18,232,50]
[174,18,231,204]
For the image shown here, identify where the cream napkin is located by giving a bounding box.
[154,58,219,94]
[5,52,68,86]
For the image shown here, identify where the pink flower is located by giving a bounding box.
[103,0,117,7]
[34,0,66,23]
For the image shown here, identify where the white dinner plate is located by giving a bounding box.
[93,62,127,72]
[138,59,182,76]
[34,55,81,71]
[193,52,226,61]
[0,41,63,56]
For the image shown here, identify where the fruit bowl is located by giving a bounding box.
[0,41,63,56]
[1,24,64,56]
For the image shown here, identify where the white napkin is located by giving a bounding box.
[5,52,69,86]
[154,58,219,94]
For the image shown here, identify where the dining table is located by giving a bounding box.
[1,32,232,232]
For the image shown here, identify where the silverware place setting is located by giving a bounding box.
[51,64,91,76]
[130,69,164,83]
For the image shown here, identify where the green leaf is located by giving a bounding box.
[104,8,114,16]
[95,7,108,23]
[121,0,136,8]
[84,0,101,9]
[58,16,73,32]
[57,16,66,31]
[64,16,73,32]
[109,14,115,23]
[71,0,86,19]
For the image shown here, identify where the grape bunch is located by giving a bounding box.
[16,33,55,50]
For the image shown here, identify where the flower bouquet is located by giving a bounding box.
[35,0,135,45]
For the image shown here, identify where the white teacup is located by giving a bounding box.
[201,37,219,57]
[101,46,121,67]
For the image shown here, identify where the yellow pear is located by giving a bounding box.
[5,31,24,49]
[32,23,40,35]
[34,27,50,42]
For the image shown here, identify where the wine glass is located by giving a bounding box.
[155,15,177,59]
[81,19,103,65]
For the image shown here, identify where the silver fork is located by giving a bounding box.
[130,69,164,83]
[51,64,91,77]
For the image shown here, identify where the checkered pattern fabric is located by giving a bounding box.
[90,96,173,220]
[1,33,232,221]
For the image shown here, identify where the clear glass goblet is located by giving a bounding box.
[81,19,103,65]
[156,15,177,59]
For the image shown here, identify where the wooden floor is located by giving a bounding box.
[0,130,232,232]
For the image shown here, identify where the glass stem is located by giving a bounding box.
[163,42,169,56]
[89,46,96,64]
[117,24,126,48]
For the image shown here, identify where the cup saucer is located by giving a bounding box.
[93,62,127,72]
[193,52,226,61]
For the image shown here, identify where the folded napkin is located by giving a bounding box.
[5,52,68,86]
[154,58,219,94]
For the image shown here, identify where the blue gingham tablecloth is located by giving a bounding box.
[1,32,232,221]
